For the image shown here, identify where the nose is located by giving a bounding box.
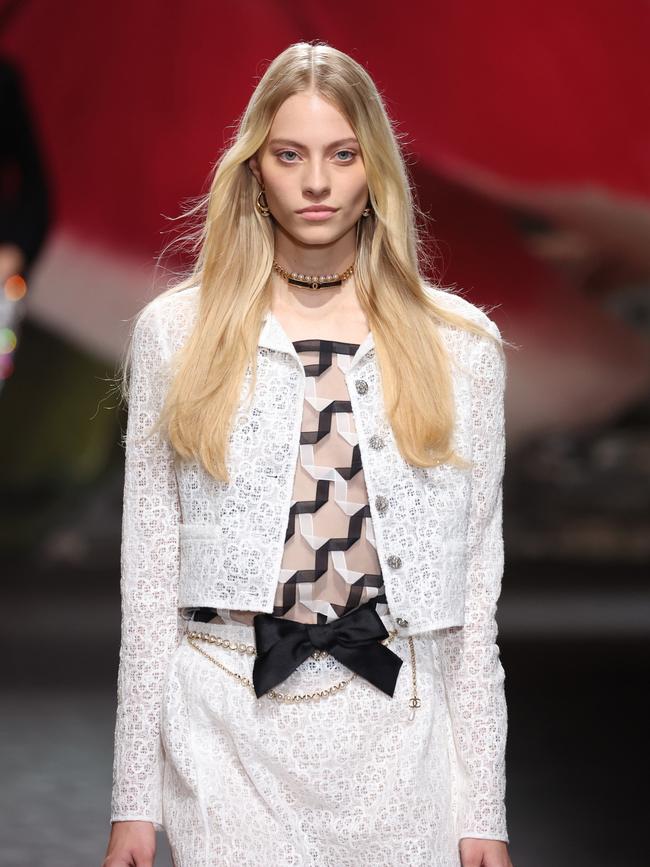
[302,159,331,198]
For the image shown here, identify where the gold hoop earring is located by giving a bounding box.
[256,188,271,217]
[362,204,372,218]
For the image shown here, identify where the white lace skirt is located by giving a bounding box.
[160,614,462,867]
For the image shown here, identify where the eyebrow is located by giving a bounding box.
[267,137,359,149]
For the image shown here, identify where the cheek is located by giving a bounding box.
[258,158,287,195]
[264,175,295,211]
[344,168,369,204]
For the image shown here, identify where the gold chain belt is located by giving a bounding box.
[186,627,422,719]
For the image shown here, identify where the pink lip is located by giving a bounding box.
[297,208,338,221]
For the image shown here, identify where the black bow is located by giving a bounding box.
[252,600,403,699]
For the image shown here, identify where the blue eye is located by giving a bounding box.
[276,149,357,163]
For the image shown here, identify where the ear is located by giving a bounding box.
[248,155,262,185]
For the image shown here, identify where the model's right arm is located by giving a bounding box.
[110,303,183,831]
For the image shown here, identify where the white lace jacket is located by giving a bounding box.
[111,284,509,843]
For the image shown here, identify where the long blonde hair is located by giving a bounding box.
[122,40,504,482]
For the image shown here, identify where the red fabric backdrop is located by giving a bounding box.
[2,0,650,440]
[2,0,648,270]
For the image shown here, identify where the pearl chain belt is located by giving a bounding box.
[186,625,422,720]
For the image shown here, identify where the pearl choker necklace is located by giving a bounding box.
[272,259,355,290]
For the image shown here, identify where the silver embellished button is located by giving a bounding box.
[396,617,409,628]
[369,434,385,450]
[375,495,388,514]
[386,554,402,569]
[355,379,369,395]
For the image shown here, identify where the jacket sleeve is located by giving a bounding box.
[436,318,509,843]
[110,303,183,831]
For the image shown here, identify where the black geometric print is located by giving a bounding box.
[183,338,386,626]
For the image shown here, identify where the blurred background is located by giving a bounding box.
[1,2,648,865]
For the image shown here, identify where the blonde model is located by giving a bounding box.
[102,41,513,867]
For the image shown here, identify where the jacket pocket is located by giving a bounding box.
[177,522,276,609]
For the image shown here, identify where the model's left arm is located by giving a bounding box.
[437,317,509,843]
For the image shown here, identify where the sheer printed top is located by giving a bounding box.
[180,338,389,626]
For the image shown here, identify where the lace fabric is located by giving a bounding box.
[110,285,509,846]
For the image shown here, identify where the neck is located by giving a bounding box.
[269,269,359,312]
[272,224,356,278]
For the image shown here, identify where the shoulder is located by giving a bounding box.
[133,284,200,360]
[422,284,506,398]
[423,283,502,342]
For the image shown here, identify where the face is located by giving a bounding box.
[248,91,369,244]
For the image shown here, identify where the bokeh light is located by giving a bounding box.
[0,352,15,380]
[0,328,18,355]
[4,274,28,301]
